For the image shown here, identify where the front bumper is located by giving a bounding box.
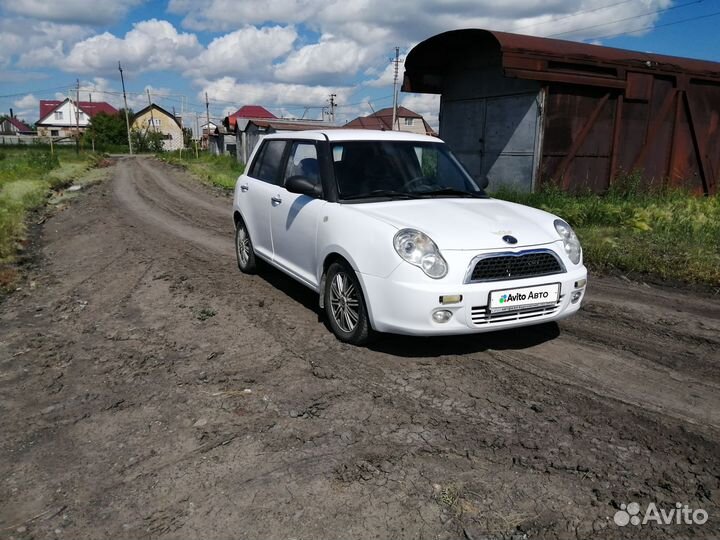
[358,249,587,336]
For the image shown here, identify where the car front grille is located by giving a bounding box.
[467,250,564,283]
[470,303,560,325]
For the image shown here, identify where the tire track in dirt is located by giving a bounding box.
[2,156,718,540]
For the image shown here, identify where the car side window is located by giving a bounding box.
[248,140,287,185]
[283,142,320,188]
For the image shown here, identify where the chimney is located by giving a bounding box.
[9,108,14,118]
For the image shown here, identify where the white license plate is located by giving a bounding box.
[489,283,560,313]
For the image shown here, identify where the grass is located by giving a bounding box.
[493,178,720,287]
[159,150,244,190]
[0,147,103,286]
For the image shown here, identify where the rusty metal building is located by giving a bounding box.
[403,29,720,195]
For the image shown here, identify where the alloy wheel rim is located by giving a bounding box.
[329,272,359,332]
[237,226,250,266]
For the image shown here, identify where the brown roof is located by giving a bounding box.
[1,116,33,132]
[404,29,720,94]
[345,106,434,134]
[249,119,331,131]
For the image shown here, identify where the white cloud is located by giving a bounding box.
[1,0,143,26]
[0,18,91,66]
[185,26,297,79]
[13,93,38,109]
[274,35,373,84]
[167,0,312,31]
[197,76,352,110]
[64,19,202,74]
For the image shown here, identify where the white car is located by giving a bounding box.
[233,129,587,345]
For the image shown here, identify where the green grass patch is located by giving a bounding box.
[0,147,101,268]
[493,183,720,286]
[159,151,244,190]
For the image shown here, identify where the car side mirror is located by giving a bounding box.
[286,175,322,197]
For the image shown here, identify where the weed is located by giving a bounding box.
[196,308,217,321]
[494,186,719,286]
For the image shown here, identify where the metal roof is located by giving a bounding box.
[403,29,720,94]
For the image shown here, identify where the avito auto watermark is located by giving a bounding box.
[614,502,708,527]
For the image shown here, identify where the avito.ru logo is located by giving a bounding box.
[614,502,708,527]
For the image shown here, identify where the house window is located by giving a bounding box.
[54,111,63,120]
[149,118,161,127]
[51,130,59,136]
[404,117,415,126]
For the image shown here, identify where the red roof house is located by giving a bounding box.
[225,105,277,129]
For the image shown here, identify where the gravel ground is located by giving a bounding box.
[1,157,718,539]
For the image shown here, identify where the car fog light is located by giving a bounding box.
[432,310,453,323]
[571,291,583,304]
[439,294,462,305]
[574,279,587,288]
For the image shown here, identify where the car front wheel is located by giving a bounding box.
[324,261,371,345]
[235,219,257,274]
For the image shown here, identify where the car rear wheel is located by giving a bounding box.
[235,219,257,274]
[324,261,371,345]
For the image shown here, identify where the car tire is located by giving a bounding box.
[235,219,257,274]
[324,261,371,345]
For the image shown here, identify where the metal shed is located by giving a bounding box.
[403,29,720,195]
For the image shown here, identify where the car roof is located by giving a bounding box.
[262,128,442,144]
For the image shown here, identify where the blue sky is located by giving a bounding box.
[1,0,719,129]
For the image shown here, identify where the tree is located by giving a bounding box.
[84,110,131,150]
[131,128,165,153]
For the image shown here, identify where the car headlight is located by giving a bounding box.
[393,229,448,279]
[554,219,582,265]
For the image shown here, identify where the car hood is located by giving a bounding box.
[349,198,560,250]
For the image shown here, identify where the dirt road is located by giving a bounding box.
[1,157,718,539]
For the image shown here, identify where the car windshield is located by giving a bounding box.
[331,141,486,201]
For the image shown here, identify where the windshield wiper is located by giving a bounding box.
[417,188,487,198]
[341,189,423,200]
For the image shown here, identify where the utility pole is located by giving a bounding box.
[391,47,400,131]
[205,92,211,150]
[328,93,337,124]
[118,61,133,155]
[89,92,95,152]
[75,79,80,154]
[146,88,156,132]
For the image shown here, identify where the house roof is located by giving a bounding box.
[248,119,333,131]
[132,103,182,129]
[232,105,276,119]
[39,99,118,122]
[344,106,434,134]
[226,105,277,129]
[1,116,33,132]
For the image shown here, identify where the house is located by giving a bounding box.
[231,118,329,164]
[403,28,720,195]
[0,110,34,135]
[36,98,117,138]
[225,105,276,131]
[131,103,184,151]
[345,107,435,136]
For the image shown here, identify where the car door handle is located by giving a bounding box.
[271,195,282,205]
[240,184,249,192]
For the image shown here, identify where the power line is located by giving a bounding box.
[514,0,636,31]
[549,0,704,38]
[588,8,720,41]
[0,84,74,99]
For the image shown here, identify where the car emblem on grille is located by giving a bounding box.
[502,235,518,245]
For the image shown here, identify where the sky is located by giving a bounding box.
[1,0,719,130]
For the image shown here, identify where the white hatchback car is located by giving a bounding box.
[233,129,587,345]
